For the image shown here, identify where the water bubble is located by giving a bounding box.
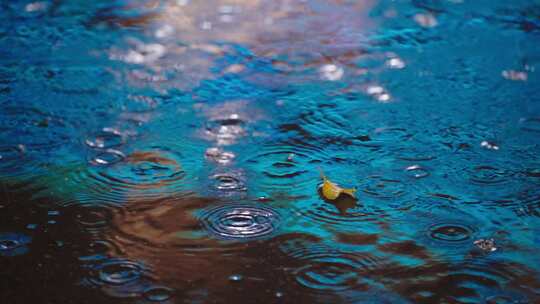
[205,147,235,165]
[319,64,344,81]
[211,174,246,192]
[386,57,405,69]
[90,149,125,166]
[366,85,392,102]
[204,118,247,146]
[502,70,527,81]
[405,165,430,179]
[200,204,281,239]
[480,140,499,150]
[119,43,166,64]
[85,128,125,149]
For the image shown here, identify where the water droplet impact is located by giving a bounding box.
[468,165,511,185]
[0,232,31,256]
[486,295,515,304]
[97,260,143,285]
[79,239,120,262]
[524,167,540,178]
[362,176,406,199]
[246,145,325,191]
[520,117,540,133]
[292,251,377,292]
[143,286,173,302]
[96,149,185,193]
[0,239,19,250]
[0,107,71,150]
[428,223,473,243]
[72,204,114,232]
[394,146,436,162]
[201,204,280,239]
[211,174,246,192]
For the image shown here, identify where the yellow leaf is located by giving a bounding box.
[319,171,357,201]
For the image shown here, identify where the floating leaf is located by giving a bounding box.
[318,170,357,201]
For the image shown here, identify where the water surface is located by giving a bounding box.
[1,0,540,303]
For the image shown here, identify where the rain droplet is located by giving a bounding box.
[200,204,280,239]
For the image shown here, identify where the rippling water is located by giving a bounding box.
[1,0,540,303]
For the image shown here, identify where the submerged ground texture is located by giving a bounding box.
[1,0,540,303]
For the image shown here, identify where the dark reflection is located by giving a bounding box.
[318,187,359,215]
[1,186,540,303]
